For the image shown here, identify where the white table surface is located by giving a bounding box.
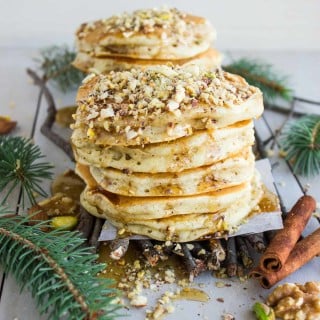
[0,48,319,320]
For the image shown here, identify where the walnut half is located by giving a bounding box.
[267,282,320,320]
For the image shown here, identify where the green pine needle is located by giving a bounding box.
[36,45,85,92]
[0,136,54,207]
[0,208,120,320]
[280,115,320,177]
[223,58,293,104]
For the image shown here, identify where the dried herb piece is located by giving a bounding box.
[0,116,17,134]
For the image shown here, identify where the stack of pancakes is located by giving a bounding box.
[71,65,265,242]
[72,7,221,74]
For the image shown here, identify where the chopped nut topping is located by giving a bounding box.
[74,65,256,143]
[267,282,320,319]
[78,7,204,45]
[130,295,148,307]
[100,105,115,118]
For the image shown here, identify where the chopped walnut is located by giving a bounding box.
[73,65,257,142]
[267,282,320,319]
[76,7,214,54]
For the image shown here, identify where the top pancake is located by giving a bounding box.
[75,7,215,60]
[71,65,263,146]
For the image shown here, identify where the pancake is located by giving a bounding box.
[87,148,255,196]
[72,48,222,74]
[80,172,263,242]
[71,66,263,146]
[72,120,254,173]
[77,162,259,219]
[74,8,215,60]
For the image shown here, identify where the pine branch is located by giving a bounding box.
[36,45,85,92]
[0,208,120,320]
[280,115,320,177]
[223,58,293,104]
[0,136,54,207]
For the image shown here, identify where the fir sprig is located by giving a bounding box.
[36,45,85,92]
[224,58,293,104]
[0,136,53,206]
[0,209,120,320]
[280,115,320,177]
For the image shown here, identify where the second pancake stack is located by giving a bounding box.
[72,7,221,74]
[71,65,265,242]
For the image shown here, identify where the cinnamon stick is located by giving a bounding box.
[251,227,320,289]
[259,195,316,273]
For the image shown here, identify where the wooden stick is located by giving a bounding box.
[75,206,95,240]
[236,236,254,269]
[209,239,226,261]
[243,233,266,253]
[259,195,316,273]
[251,227,320,289]
[88,218,104,251]
[26,68,74,161]
[179,244,206,281]
[226,237,237,277]
[109,238,129,260]
[189,242,209,259]
[136,240,160,267]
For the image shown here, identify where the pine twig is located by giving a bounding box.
[36,45,85,92]
[0,210,120,320]
[280,115,320,177]
[0,136,53,206]
[223,58,293,104]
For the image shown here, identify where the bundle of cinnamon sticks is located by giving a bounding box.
[250,195,318,289]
